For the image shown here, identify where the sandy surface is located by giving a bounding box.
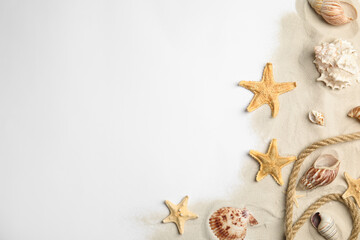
[146,0,360,239]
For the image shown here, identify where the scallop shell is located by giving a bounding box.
[314,39,360,90]
[309,110,325,126]
[299,154,340,190]
[348,106,360,121]
[308,0,357,25]
[311,212,339,240]
[209,207,258,240]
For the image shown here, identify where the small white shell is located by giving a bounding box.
[311,212,339,240]
[309,111,325,126]
[308,0,357,26]
[313,39,360,90]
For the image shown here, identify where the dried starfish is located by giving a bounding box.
[249,139,297,185]
[239,63,296,117]
[163,196,198,234]
[342,172,360,207]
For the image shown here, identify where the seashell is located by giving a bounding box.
[348,106,360,121]
[209,207,258,240]
[309,110,325,126]
[308,0,357,26]
[314,39,360,90]
[311,212,339,240]
[299,154,340,190]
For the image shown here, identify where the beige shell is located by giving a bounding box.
[309,110,325,126]
[311,212,339,240]
[348,106,360,121]
[308,0,357,25]
[314,39,360,90]
[209,207,258,240]
[299,154,340,190]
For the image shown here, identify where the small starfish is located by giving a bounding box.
[342,172,360,207]
[163,196,198,234]
[239,63,296,117]
[249,139,297,185]
[293,194,305,208]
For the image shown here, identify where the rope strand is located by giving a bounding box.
[285,132,360,240]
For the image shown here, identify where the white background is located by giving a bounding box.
[0,0,295,239]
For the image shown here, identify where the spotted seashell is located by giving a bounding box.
[309,110,325,126]
[311,212,339,240]
[299,154,340,190]
[209,207,258,240]
[348,106,360,121]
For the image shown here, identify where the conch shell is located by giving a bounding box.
[313,39,360,90]
[299,154,340,190]
[209,207,258,240]
[308,0,357,25]
[348,106,360,121]
[309,110,325,126]
[311,212,339,240]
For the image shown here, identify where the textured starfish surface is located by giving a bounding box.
[342,172,360,207]
[249,139,296,185]
[239,63,296,117]
[162,196,198,234]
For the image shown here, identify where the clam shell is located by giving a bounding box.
[348,106,360,121]
[308,0,357,25]
[311,212,339,240]
[299,154,340,190]
[309,110,325,126]
[209,207,258,240]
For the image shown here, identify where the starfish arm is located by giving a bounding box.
[262,63,274,83]
[271,168,284,186]
[249,150,270,164]
[342,189,352,199]
[256,169,269,182]
[277,156,297,168]
[247,94,267,112]
[184,211,198,220]
[163,214,175,223]
[179,196,189,207]
[176,219,185,235]
[164,200,177,213]
[239,81,262,93]
[274,82,297,95]
[269,97,280,117]
[267,139,279,158]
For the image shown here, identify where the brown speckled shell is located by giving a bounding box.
[209,207,258,240]
[348,106,360,121]
[299,154,340,190]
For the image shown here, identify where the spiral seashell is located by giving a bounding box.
[308,0,357,26]
[311,212,339,240]
[309,110,325,126]
[209,207,258,240]
[348,106,360,121]
[299,154,340,190]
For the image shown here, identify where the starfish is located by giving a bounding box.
[239,63,296,118]
[249,139,297,185]
[342,172,360,207]
[163,196,198,234]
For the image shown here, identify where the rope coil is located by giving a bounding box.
[285,132,360,240]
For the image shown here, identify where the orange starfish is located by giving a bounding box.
[249,139,297,185]
[239,63,296,117]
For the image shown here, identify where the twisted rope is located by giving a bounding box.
[285,132,360,240]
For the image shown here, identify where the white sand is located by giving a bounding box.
[148,0,360,239]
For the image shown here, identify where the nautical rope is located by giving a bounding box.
[285,132,360,240]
